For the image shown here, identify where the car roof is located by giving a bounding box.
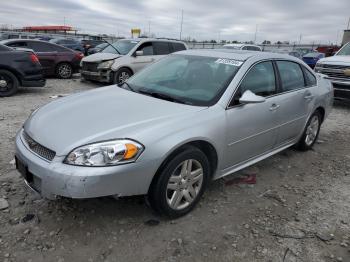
[175,49,299,62]
[121,38,185,43]
[0,39,50,43]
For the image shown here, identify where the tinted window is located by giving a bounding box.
[137,42,154,55]
[153,42,170,55]
[303,67,317,86]
[29,42,54,52]
[238,61,276,97]
[276,61,305,91]
[249,46,261,51]
[7,41,28,47]
[172,43,186,52]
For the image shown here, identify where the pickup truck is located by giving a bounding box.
[315,42,350,101]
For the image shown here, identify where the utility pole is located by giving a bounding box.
[298,34,302,45]
[148,21,151,37]
[64,17,66,26]
[254,24,258,44]
[347,17,350,29]
[179,9,184,40]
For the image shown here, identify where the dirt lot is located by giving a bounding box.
[0,77,349,262]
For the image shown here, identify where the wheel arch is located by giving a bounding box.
[314,106,325,123]
[114,66,134,75]
[148,139,219,194]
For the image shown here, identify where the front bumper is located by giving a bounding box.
[15,130,158,200]
[333,83,350,101]
[81,69,112,83]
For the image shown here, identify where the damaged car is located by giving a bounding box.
[80,38,187,85]
[15,50,333,217]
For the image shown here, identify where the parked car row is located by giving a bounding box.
[0,39,84,78]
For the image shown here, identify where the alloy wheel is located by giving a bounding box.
[118,71,130,84]
[166,159,204,210]
[0,75,12,92]
[58,64,72,78]
[305,115,319,146]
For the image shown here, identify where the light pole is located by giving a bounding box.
[179,9,184,40]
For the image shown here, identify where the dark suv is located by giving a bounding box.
[0,44,45,97]
[0,39,84,79]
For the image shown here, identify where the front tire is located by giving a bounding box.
[148,146,210,218]
[56,63,73,79]
[0,69,19,97]
[296,111,322,151]
[113,68,132,85]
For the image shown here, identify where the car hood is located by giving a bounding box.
[24,86,204,156]
[82,52,122,62]
[318,55,350,64]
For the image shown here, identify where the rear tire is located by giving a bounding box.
[148,146,210,218]
[113,68,132,85]
[296,111,322,151]
[56,63,73,79]
[0,69,19,97]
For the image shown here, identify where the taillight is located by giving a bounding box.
[30,53,39,64]
[75,52,84,59]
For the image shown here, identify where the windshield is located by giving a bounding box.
[337,43,350,56]
[304,52,322,58]
[127,54,242,106]
[102,40,139,55]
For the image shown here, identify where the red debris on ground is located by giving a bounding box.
[224,174,257,186]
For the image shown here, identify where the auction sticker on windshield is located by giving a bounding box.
[215,58,243,66]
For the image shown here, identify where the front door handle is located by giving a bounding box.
[269,104,280,111]
[304,94,314,100]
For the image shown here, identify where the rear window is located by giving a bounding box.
[302,67,317,87]
[276,61,305,91]
[29,42,54,52]
[7,41,28,48]
[172,42,186,52]
[153,42,171,55]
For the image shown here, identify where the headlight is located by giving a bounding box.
[97,60,114,69]
[64,139,144,166]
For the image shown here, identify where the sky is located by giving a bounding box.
[1,0,349,44]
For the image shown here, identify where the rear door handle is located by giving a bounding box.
[269,104,280,111]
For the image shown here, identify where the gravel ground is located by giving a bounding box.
[0,77,350,262]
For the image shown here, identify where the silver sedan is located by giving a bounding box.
[15,50,333,217]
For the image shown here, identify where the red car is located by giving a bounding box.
[0,39,83,78]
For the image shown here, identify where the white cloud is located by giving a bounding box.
[1,0,349,44]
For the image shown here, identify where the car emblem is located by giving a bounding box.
[344,69,350,76]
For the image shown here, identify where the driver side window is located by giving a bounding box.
[231,61,276,106]
[136,42,154,56]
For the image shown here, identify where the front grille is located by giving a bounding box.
[318,64,350,80]
[22,132,56,161]
[322,64,350,70]
[82,62,99,72]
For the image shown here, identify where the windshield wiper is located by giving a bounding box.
[101,38,120,54]
[138,89,190,105]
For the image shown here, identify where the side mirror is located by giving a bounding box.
[135,50,143,56]
[239,90,266,104]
